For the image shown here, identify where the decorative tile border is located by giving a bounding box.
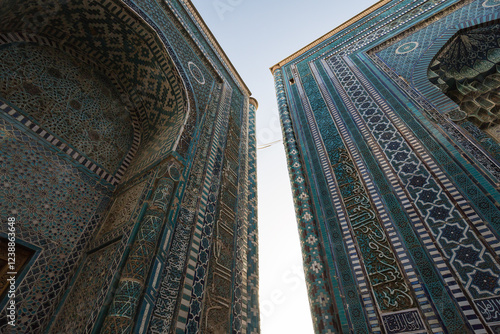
[232,98,250,334]
[311,60,441,333]
[342,55,500,263]
[322,53,500,332]
[274,68,343,334]
[367,53,500,183]
[291,64,384,332]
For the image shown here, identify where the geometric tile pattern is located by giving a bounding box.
[429,21,500,158]
[50,241,122,333]
[317,56,475,332]
[0,32,142,185]
[281,66,372,333]
[332,52,500,288]
[184,147,225,333]
[295,61,416,315]
[325,54,494,332]
[273,0,500,333]
[232,99,250,334]
[0,0,188,183]
[95,182,148,242]
[0,42,134,175]
[0,2,258,334]
[327,53,500,323]
[303,0,452,63]
[274,69,343,334]
[148,83,226,334]
[198,114,241,334]
[49,174,152,333]
[376,0,498,84]
[292,60,415,324]
[308,60,446,333]
[289,63,387,332]
[124,0,216,121]
[0,114,111,333]
[246,101,260,334]
[102,172,177,332]
[428,22,500,128]
[382,6,500,123]
[368,52,500,189]
[178,82,233,333]
[146,60,257,334]
[372,43,500,331]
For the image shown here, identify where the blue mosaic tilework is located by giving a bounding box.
[290,56,465,333]
[102,162,179,332]
[274,69,343,334]
[375,0,500,113]
[312,57,469,333]
[0,33,142,185]
[123,0,215,116]
[49,172,154,332]
[427,21,500,176]
[460,121,500,167]
[129,162,184,334]
[0,42,134,175]
[376,0,496,81]
[183,98,247,334]
[185,145,227,333]
[283,66,369,333]
[0,4,193,330]
[366,53,500,185]
[0,1,258,333]
[290,64,414,330]
[474,297,500,325]
[176,83,233,334]
[246,103,260,334]
[149,83,232,333]
[273,2,500,334]
[51,241,123,333]
[310,60,448,333]
[285,0,453,66]
[167,0,249,95]
[316,54,500,332]
[351,52,500,330]
[0,111,112,332]
[330,51,500,298]
[351,52,500,244]
[232,99,250,334]
[198,137,239,333]
[147,105,218,333]
[0,0,190,184]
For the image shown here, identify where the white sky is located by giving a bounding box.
[190,1,380,332]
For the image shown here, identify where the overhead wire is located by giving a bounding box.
[257,139,282,150]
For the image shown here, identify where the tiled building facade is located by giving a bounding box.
[0,0,259,333]
[272,0,500,333]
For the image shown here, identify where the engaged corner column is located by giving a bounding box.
[101,174,176,333]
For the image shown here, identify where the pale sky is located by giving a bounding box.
[190,1,380,332]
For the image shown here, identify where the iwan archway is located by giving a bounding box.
[0,0,189,331]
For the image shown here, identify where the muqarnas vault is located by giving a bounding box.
[272,0,500,333]
[0,0,259,333]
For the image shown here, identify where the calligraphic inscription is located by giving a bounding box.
[382,310,425,334]
[476,297,500,324]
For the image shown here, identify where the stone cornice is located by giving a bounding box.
[249,97,259,110]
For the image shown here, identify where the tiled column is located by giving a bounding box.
[101,169,178,333]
